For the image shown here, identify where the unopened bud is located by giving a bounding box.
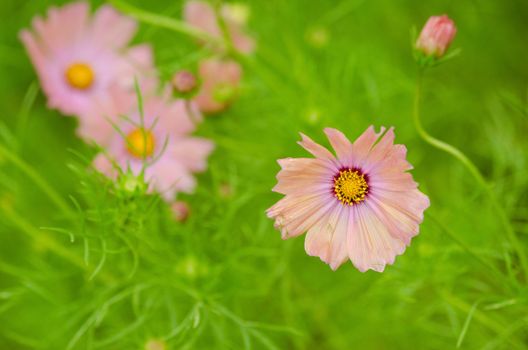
[172,70,197,94]
[416,15,457,57]
[171,201,190,222]
[219,183,233,198]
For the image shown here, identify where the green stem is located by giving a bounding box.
[3,203,83,267]
[413,70,528,279]
[109,0,220,45]
[212,0,237,56]
[1,203,115,284]
[0,144,74,218]
[441,291,525,349]
[428,213,510,284]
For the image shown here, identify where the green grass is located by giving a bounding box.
[0,0,527,349]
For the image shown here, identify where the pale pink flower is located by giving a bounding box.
[267,127,430,272]
[77,76,158,146]
[194,58,242,114]
[416,15,457,57]
[184,0,255,54]
[94,90,214,201]
[19,2,154,119]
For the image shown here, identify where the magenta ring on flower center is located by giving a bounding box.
[332,167,369,206]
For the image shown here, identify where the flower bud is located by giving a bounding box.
[145,339,166,350]
[219,182,233,199]
[172,70,198,95]
[115,169,147,198]
[416,15,456,57]
[171,201,190,222]
[194,58,242,114]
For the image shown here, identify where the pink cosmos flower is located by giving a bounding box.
[267,127,430,272]
[194,58,242,114]
[94,90,214,201]
[19,1,154,118]
[416,15,457,57]
[184,0,255,54]
[76,76,159,146]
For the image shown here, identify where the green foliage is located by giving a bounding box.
[0,0,527,349]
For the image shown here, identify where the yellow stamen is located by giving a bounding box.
[65,62,94,90]
[333,169,368,206]
[126,128,155,158]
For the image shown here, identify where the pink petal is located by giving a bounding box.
[77,117,115,146]
[157,98,197,135]
[230,28,256,54]
[125,44,154,71]
[60,1,90,45]
[39,2,90,51]
[351,125,386,168]
[169,137,215,172]
[363,127,395,165]
[370,189,430,226]
[90,4,137,49]
[348,204,407,272]
[323,127,353,164]
[366,191,429,244]
[147,158,197,201]
[267,192,335,239]
[273,158,333,195]
[183,0,221,37]
[361,128,413,176]
[305,204,350,270]
[297,133,337,165]
[19,29,47,78]
[194,58,242,114]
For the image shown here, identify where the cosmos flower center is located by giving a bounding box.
[126,128,156,158]
[65,62,94,90]
[333,169,368,206]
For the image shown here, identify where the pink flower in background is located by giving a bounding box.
[75,84,131,146]
[184,0,255,54]
[194,58,242,114]
[76,76,159,146]
[416,15,457,57]
[94,90,214,201]
[267,127,430,272]
[19,1,154,119]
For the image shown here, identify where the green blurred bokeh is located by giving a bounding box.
[0,0,527,349]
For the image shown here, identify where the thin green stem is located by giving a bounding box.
[109,0,220,45]
[441,291,526,349]
[413,71,487,187]
[212,0,237,55]
[413,70,528,279]
[3,203,82,267]
[428,213,511,284]
[1,203,115,284]
[0,144,74,218]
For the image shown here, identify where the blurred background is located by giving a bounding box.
[0,0,527,349]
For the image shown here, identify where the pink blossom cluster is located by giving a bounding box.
[20,1,254,212]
